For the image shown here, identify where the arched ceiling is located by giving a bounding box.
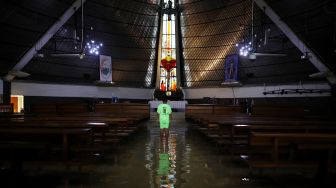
[1,0,334,87]
[179,0,329,87]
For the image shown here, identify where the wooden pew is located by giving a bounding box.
[187,112,336,150]
[30,103,89,114]
[0,114,143,171]
[186,104,327,127]
[0,125,93,171]
[0,102,151,174]
[94,103,150,119]
[252,106,306,117]
[213,105,244,115]
[1,116,135,145]
[186,104,336,180]
[30,104,57,114]
[56,103,89,114]
[1,106,150,144]
[185,104,215,120]
[4,103,149,145]
[246,132,336,177]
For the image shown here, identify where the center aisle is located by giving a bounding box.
[145,112,253,188]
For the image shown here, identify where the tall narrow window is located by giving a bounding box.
[160,0,177,94]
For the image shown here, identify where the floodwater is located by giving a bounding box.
[0,112,334,188]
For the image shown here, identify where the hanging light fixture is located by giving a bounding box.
[237,41,252,57]
[86,40,103,55]
[236,0,254,57]
[85,23,103,55]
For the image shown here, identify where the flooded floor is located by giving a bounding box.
[1,112,334,187]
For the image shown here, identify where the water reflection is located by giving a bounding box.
[145,125,189,188]
[157,133,176,187]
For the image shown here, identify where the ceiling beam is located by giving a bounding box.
[254,0,336,84]
[3,0,86,81]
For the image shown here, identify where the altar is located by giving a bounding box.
[149,100,188,111]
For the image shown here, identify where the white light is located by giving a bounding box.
[237,41,253,57]
[240,155,249,160]
[234,124,249,127]
[88,122,106,125]
[86,39,102,55]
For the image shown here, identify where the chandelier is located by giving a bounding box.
[236,41,252,57]
[86,40,103,55]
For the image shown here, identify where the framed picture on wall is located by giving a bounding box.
[224,54,239,82]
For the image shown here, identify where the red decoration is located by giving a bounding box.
[161,56,176,71]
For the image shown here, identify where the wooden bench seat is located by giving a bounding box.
[0,126,93,165]
[189,113,336,150]
[246,132,336,177]
[0,102,150,174]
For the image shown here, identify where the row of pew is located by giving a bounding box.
[186,104,336,180]
[0,103,150,172]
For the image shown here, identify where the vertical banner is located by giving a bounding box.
[224,54,239,82]
[99,55,112,82]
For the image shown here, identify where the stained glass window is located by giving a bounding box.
[160,0,177,92]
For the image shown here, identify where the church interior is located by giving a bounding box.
[1,0,336,187]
